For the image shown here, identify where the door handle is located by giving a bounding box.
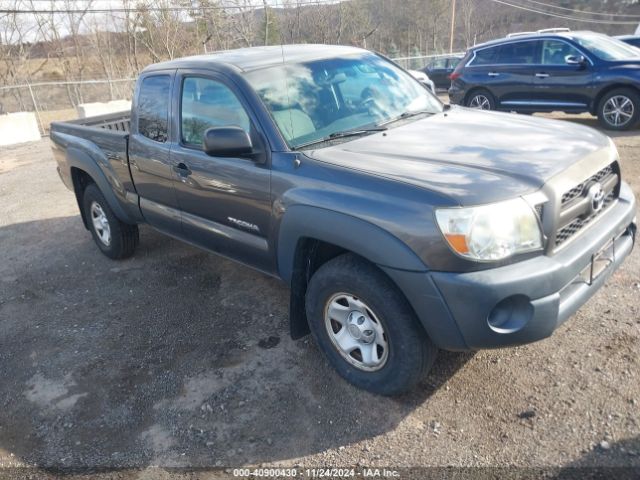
[535,73,550,78]
[174,162,192,177]
[488,72,500,77]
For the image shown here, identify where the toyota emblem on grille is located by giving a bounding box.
[587,182,605,213]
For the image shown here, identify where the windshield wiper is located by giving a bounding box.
[328,126,387,139]
[380,110,434,126]
[294,126,387,150]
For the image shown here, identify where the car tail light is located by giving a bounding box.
[449,71,461,81]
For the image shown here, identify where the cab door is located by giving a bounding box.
[128,70,183,235]
[168,70,273,272]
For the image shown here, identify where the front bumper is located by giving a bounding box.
[384,182,636,351]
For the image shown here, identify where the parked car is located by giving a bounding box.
[616,35,640,49]
[50,45,636,395]
[449,29,640,130]
[422,55,463,89]
[408,69,436,93]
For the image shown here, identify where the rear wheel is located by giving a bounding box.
[597,88,640,131]
[82,184,139,259]
[466,89,496,110]
[305,254,438,395]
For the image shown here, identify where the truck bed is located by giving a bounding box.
[50,110,131,152]
[50,110,135,211]
[61,110,131,133]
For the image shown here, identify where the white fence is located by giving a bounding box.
[0,53,463,138]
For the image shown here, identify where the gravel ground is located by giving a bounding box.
[0,111,639,479]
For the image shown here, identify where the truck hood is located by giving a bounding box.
[305,108,612,205]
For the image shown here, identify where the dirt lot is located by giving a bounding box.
[0,112,639,479]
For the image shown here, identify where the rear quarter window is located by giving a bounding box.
[470,46,499,66]
[137,75,171,143]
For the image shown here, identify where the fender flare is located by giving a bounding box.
[277,205,428,283]
[65,145,137,225]
[277,205,468,350]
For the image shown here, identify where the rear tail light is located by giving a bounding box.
[449,71,461,81]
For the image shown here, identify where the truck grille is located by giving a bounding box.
[560,164,614,206]
[555,163,619,248]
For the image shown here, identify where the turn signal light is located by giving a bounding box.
[444,233,469,254]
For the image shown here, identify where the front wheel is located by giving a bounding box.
[82,184,139,260]
[305,254,438,395]
[597,88,640,131]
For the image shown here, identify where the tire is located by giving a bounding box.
[466,89,496,110]
[597,88,640,131]
[82,183,139,260]
[305,253,438,395]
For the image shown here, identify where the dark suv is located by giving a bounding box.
[449,29,640,130]
[617,35,640,49]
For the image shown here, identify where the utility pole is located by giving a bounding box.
[449,0,456,54]
[263,0,269,46]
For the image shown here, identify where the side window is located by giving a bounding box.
[446,57,461,69]
[541,40,582,65]
[138,75,170,143]
[429,58,448,69]
[494,41,537,64]
[471,46,499,66]
[181,77,251,147]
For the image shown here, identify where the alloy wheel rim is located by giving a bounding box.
[603,95,634,127]
[90,201,111,246]
[324,293,389,372]
[469,94,491,110]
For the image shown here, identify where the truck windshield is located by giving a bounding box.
[244,53,442,149]
[571,34,640,61]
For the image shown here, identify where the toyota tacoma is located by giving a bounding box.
[50,45,637,395]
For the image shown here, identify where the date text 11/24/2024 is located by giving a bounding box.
[232,468,400,477]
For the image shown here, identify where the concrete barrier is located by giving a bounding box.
[77,99,131,118]
[0,112,41,146]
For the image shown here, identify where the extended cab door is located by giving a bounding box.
[169,70,273,272]
[128,70,183,234]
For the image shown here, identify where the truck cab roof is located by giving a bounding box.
[143,44,368,73]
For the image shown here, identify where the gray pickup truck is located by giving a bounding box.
[51,45,637,395]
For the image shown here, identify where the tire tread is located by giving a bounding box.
[305,253,437,395]
[82,183,139,260]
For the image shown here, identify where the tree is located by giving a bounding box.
[261,4,281,45]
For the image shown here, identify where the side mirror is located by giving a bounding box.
[203,126,253,157]
[565,54,586,66]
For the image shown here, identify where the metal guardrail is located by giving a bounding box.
[0,78,136,92]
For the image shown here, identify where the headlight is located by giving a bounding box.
[435,198,543,261]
